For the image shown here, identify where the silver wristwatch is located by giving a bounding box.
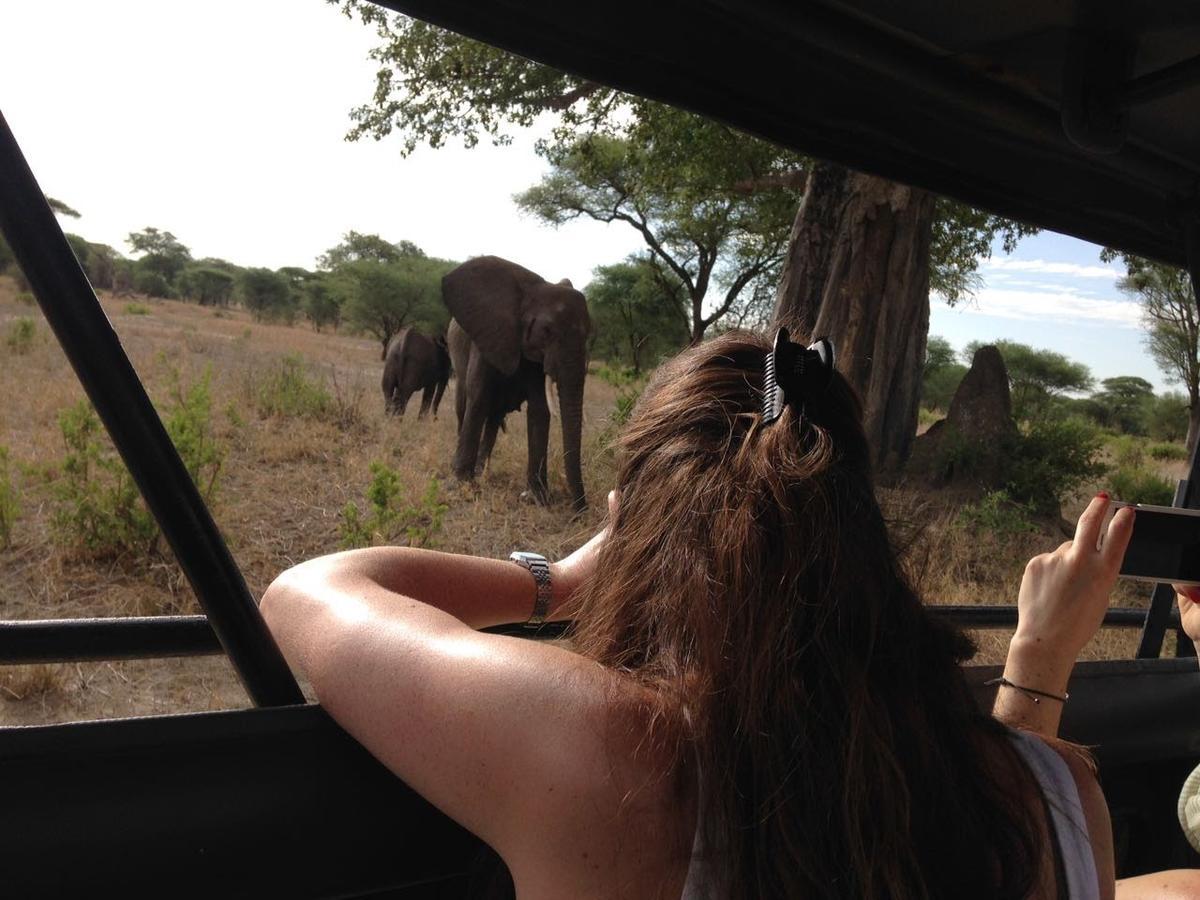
[509,551,552,626]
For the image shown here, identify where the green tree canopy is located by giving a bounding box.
[302,274,342,332]
[335,257,448,358]
[966,339,1093,421]
[518,128,797,341]
[316,231,426,270]
[921,335,967,411]
[1117,260,1200,448]
[586,255,691,373]
[126,227,192,285]
[238,268,295,323]
[179,266,236,307]
[333,2,1035,309]
[1089,376,1155,434]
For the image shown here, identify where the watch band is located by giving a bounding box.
[509,551,553,626]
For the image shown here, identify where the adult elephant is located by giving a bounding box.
[381,328,451,418]
[444,256,590,511]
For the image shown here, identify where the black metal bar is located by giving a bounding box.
[1139,216,1200,658]
[939,606,1172,630]
[0,111,303,707]
[1137,476,1191,658]
[0,617,220,665]
[1110,54,1200,110]
[0,605,1170,667]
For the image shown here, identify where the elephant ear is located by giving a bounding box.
[443,256,542,376]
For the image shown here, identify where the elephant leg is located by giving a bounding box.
[394,389,413,418]
[524,369,551,503]
[431,380,447,420]
[479,416,502,474]
[418,387,434,419]
[454,379,467,434]
[452,356,493,481]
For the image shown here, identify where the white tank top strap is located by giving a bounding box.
[1007,728,1101,900]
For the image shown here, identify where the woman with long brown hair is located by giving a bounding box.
[262,330,1172,898]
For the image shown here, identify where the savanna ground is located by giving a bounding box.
[0,274,1183,725]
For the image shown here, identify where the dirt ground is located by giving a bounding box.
[0,275,1169,725]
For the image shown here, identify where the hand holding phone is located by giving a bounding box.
[1112,502,1200,585]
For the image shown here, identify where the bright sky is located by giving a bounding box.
[0,1,1172,393]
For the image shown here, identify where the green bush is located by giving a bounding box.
[51,401,158,558]
[124,302,151,316]
[179,266,236,307]
[1107,433,1145,469]
[5,317,36,354]
[132,268,172,298]
[51,370,223,560]
[957,490,1037,536]
[255,355,332,419]
[1109,466,1175,506]
[593,363,642,388]
[15,291,36,306]
[163,365,223,501]
[340,466,449,549]
[1006,417,1108,514]
[1149,441,1188,462]
[0,446,18,549]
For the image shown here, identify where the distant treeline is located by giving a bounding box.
[0,216,696,372]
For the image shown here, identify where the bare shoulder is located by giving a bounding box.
[1046,740,1116,900]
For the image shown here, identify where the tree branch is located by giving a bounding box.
[731,169,807,195]
[541,81,604,111]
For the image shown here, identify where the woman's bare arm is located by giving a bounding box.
[258,541,637,874]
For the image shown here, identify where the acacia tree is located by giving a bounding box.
[587,255,691,373]
[518,124,797,342]
[965,339,1093,422]
[1117,261,1200,449]
[333,2,1035,468]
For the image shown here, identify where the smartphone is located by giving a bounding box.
[1111,502,1200,586]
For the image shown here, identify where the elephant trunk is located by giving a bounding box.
[557,368,587,512]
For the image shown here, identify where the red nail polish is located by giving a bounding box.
[1182,586,1200,604]
[1097,491,1109,499]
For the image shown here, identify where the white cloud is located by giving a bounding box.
[950,288,1142,328]
[981,258,1122,279]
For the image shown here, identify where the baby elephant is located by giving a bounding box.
[382,328,451,418]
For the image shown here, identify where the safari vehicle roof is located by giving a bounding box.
[376,0,1200,267]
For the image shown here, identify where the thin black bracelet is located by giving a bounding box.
[984,676,1069,704]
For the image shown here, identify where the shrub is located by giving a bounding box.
[957,490,1038,536]
[1109,466,1175,506]
[132,268,172,298]
[51,370,223,560]
[163,364,223,501]
[124,302,151,316]
[340,466,449,549]
[1006,417,1108,514]
[255,355,331,419]
[5,317,36,354]
[0,446,18,549]
[15,291,36,306]
[593,363,642,388]
[1107,434,1145,469]
[1149,441,1188,462]
[51,400,158,558]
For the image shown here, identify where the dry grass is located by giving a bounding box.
[0,273,1179,724]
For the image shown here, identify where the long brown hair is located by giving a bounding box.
[567,332,1042,899]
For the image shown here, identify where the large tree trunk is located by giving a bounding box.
[772,161,935,473]
[1187,393,1200,455]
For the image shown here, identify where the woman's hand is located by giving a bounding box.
[1013,493,1135,663]
[995,493,1134,736]
[550,490,618,606]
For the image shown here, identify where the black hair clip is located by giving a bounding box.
[762,327,836,425]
